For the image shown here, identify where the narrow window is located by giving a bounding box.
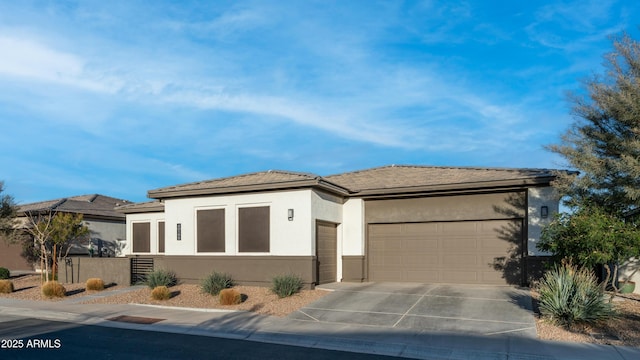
[158,221,165,253]
[132,222,150,253]
[197,209,225,252]
[238,206,270,252]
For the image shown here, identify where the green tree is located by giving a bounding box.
[24,211,89,282]
[538,206,640,291]
[548,33,640,215]
[48,212,89,277]
[0,181,18,242]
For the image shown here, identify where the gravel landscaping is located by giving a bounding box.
[0,275,329,317]
[2,275,639,347]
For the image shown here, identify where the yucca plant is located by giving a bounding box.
[537,263,614,328]
[145,269,177,289]
[271,274,303,298]
[201,272,233,296]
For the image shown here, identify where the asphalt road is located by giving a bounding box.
[0,315,396,359]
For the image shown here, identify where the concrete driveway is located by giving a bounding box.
[289,282,537,337]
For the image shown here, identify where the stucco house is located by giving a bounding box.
[118,165,566,287]
[0,194,131,271]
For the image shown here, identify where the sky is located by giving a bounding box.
[1,1,639,204]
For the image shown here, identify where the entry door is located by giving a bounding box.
[316,221,338,284]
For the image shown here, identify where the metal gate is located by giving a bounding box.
[130,257,154,285]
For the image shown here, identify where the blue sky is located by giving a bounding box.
[1,1,638,204]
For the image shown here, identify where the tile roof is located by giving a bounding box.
[146,165,565,200]
[148,170,349,198]
[115,200,164,213]
[18,194,132,219]
[325,165,559,194]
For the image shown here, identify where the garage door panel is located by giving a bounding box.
[406,271,439,282]
[442,237,478,249]
[443,271,479,282]
[368,220,522,285]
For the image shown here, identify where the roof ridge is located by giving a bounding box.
[153,170,321,192]
[326,164,557,177]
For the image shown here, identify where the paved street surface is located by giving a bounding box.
[0,315,394,360]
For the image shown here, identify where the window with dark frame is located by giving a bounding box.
[132,222,150,253]
[238,206,270,252]
[158,221,165,253]
[197,209,225,252]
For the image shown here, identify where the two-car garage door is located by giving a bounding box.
[368,219,522,285]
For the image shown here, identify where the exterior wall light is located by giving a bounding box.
[288,209,294,221]
[541,206,549,218]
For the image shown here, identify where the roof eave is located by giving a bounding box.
[116,205,165,214]
[352,177,556,199]
[148,179,350,199]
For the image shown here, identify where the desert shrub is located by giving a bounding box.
[201,272,233,296]
[85,278,105,291]
[146,269,177,289]
[0,267,9,279]
[219,288,242,305]
[537,263,614,328]
[0,280,14,293]
[42,281,66,298]
[271,274,303,298]
[151,286,171,300]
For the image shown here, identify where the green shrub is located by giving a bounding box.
[42,281,66,298]
[219,288,242,305]
[201,272,233,296]
[86,278,105,291]
[537,263,614,328]
[0,280,13,293]
[271,274,303,298]
[151,286,171,300]
[0,267,10,279]
[145,269,177,289]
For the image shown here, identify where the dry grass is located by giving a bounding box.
[42,281,66,298]
[86,278,105,291]
[0,280,14,294]
[0,275,121,301]
[219,288,242,305]
[82,283,329,317]
[150,286,171,300]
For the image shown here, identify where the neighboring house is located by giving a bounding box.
[0,194,131,271]
[118,165,567,287]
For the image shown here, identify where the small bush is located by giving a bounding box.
[86,278,105,291]
[537,263,614,328]
[146,269,177,289]
[151,286,171,300]
[0,267,9,279]
[219,288,242,305]
[0,280,14,293]
[42,281,66,298]
[201,272,233,296]
[271,274,303,298]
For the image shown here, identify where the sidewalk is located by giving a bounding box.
[0,294,638,359]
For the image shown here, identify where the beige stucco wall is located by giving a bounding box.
[125,212,165,255]
[619,259,640,294]
[527,187,559,256]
